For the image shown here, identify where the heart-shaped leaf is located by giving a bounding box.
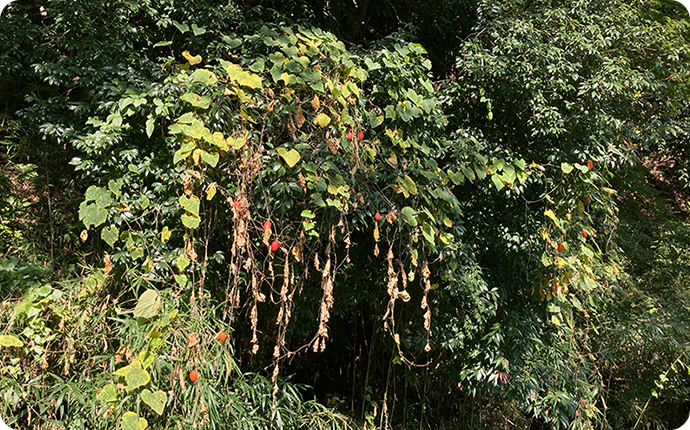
[181,50,201,65]
[276,148,301,168]
[120,411,148,430]
[179,196,200,216]
[101,226,119,247]
[181,213,201,229]
[313,113,331,127]
[133,289,160,319]
[141,389,167,415]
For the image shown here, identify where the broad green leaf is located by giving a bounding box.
[447,170,465,185]
[101,226,119,247]
[541,252,552,267]
[313,113,331,127]
[179,196,200,216]
[181,50,201,65]
[181,213,201,229]
[174,274,188,288]
[133,289,160,319]
[191,23,206,36]
[120,411,148,430]
[561,162,574,174]
[141,389,167,415]
[400,207,417,227]
[180,93,211,110]
[96,383,118,403]
[225,63,262,89]
[300,210,315,219]
[276,148,301,168]
[398,175,418,196]
[114,360,151,392]
[177,255,190,272]
[421,222,435,245]
[79,202,108,229]
[84,186,113,207]
[461,165,476,182]
[199,150,219,167]
[108,179,123,196]
[211,132,228,151]
[138,349,155,369]
[145,117,155,138]
[0,334,23,348]
[173,142,195,164]
[491,174,504,191]
[190,69,217,85]
[172,20,189,33]
[177,112,194,124]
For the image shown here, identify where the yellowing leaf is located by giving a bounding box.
[0,334,24,348]
[182,50,202,65]
[133,289,161,319]
[190,69,218,85]
[141,389,167,416]
[96,383,118,403]
[276,148,301,168]
[313,113,331,127]
[225,63,262,89]
[206,182,217,200]
[227,136,244,150]
[160,226,172,242]
[120,411,148,430]
[114,360,151,392]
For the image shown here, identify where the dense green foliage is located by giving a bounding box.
[1,0,689,429]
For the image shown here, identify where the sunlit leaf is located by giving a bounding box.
[276,148,301,168]
[133,289,160,319]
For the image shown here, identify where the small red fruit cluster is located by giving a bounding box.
[374,212,381,221]
[270,240,280,252]
[582,230,588,238]
[557,243,563,252]
[347,131,353,140]
[358,131,364,140]
[263,220,272,231]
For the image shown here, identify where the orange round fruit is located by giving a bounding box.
[189,370,198,382]
[218,331,227,342]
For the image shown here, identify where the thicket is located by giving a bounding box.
[1,0,689,429]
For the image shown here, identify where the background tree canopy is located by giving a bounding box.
[1,0,689,429]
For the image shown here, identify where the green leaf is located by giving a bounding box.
[181,213,201,229]
[101,226,119,247]
[174,274,188,288]
[96,383,118,403]
[179,195,200,216]
[401,207,417,227]
[199,150,219,167]
[313,113,331,127]
[491,174,504,191]
[180,93,211,110]
[191,23,206,36]
[145,116,155,138]
[225,63,263,89]
[561,162,574,174]
[108,179,123,196]
[541,252,552,267]
[79,202,108,229]
[0,334,23,348]
[421,222,435,245]
[177,255,190,273]
[447,170,465,185]
[172,20,189,33]
[133,289,161,319]
[120,411,148,430]
[461,165,476,182]
[190,69,217,86]
[181,50,202,65]
[114,360,151,392]
[141,389,167,415]
[177,112,194,124]
[398,174,418,196]
[153,40,172,48]
[276,148,301,168]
